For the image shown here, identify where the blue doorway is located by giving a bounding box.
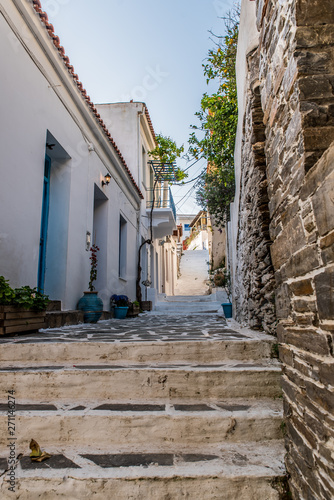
[38,155,51,293]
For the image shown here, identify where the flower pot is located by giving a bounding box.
[222,302,232,319]
[0,306,46,335]
[78,291,103,323]
[114,306,129,319]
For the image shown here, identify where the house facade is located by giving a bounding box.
[0,0,177,311]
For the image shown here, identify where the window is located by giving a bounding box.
[184,224,190,231]
[119,215,127,279]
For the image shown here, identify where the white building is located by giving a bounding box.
[0,0,177,311]
[177,214,196,245]
[95,102,178,300]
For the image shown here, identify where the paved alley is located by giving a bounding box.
[174,249,209,295]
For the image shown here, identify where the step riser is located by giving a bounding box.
[0,341,274,365]
[154,305,221,311]
[0,476,283,500]
[0,414,283,449]
[0,369,281,401]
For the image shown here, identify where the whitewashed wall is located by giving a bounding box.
[0,0,142,310]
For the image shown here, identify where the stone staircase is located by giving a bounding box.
[153,292,227,314]
[0,318,286,499]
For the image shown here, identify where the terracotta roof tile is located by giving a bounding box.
[144,106,156,143]
[30,0,144,200]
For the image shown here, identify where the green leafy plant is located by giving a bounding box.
[0,276,49,311]
[188,7,239,226]
[149,134,184,166]
[13,286,49,311]
[0,276,15,305]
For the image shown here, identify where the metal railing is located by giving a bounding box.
[146,187,176,221]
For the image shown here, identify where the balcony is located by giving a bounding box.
[146,186,177,239]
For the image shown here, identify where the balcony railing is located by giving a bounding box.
[146,186,176,222]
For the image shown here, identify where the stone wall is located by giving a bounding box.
[234,47,276,333]
[253,0,334,497]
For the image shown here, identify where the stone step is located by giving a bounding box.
[0,361,282,402]
[0,441,286,500]
[153,302,223,312]
[46,300,62,312]
[0,336,277,365]
[45,310,112,329]
[0,399,283,450]
[45,310,85,329]
[163,294,213,302]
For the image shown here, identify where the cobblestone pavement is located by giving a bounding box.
[0,314,268,344]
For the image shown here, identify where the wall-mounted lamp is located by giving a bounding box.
[102,172,111,187]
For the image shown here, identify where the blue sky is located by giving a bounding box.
[46,0,235,214]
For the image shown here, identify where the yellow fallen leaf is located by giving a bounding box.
[29,439,42,458]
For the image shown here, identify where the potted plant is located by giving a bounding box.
[110,294,130,319]
[78,244,103,323]
[127,300,140,318]
[0,276,49,335]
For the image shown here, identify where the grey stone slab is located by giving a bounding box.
[0,366,64,372]
[181,454,219,462]
[73,365,127,370]
[195,364,226,368]
[20,455,80,469]
[217,404,251,412]
[93,404,165,411]
[233,364,265,368]
[83,453,174,468]
[0,458,8,469]
[0,404,57,411]
[174,404,215,412]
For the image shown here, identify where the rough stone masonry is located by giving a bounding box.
[234,0,334,498]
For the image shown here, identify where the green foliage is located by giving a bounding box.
[0,276,49,311]
[0,276,16,305]
[149,134,184,165]
[13,286,49,311]
[189,7,239,226]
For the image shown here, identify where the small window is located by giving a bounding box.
[184,224,190,231]
[119,215,127,279]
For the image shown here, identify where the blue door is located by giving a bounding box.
[38,155,51,293]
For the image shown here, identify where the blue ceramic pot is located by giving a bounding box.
[114,306,128,319]
[78,291,103,323]
[222,303,232,319]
